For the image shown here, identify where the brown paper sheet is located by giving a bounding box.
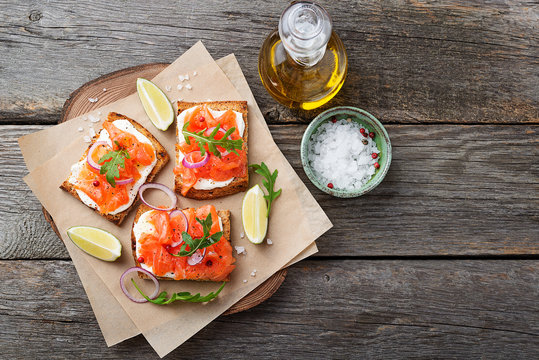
[20,45,318,347]
[21,42,331,357]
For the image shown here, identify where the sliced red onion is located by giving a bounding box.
[139,183,177,211]
[86,141,109,171]
[204,126,227,137]
[187,248,206,266]
[182,151,209,169]
[120,267,159,303]
[169,209,188,247]
[116,177,134,186]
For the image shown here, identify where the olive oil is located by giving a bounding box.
[258,2,347,110]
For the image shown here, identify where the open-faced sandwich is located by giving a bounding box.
[132,203,235,282]
[60,112,169,225]
[174,101,248,199]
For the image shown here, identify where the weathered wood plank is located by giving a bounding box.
[0,259,537,358]
[2,124,537,259]
[0,0,537,124]
[0,125,68,259]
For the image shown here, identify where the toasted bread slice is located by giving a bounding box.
[132,203,233,281]
[60,112,169,225]
[175,101,248,199]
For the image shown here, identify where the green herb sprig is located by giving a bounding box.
[182,122,243,158]
[98,141,130,187]
[171,213,223,257]
[249,162,282,217]
[132,279,226,305]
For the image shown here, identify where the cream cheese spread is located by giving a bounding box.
[177,106,245,190]
[133,209,223,278]
[68,119,157,215]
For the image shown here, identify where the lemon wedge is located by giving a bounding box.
[242,185,268,244]
[136,78,175,131]
[67,226,122,261]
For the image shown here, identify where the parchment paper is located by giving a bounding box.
[21,42,331,357]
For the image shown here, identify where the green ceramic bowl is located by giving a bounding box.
[300,106,392,198]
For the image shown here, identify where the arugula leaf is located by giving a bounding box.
[131,279,226,305]
[171,213,223,257]
[182,121,243,158]
[98,141,130,187]
[249,162,282,217]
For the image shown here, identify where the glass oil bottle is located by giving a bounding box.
[258,1,348,110]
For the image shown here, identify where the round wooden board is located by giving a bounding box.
[43,62,287,316]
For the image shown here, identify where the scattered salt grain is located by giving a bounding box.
[243,279,247,283]
[97,111,102,116]
[184,74,189,80]
[177,84,183,90]
[102,88,107,92]
[250,270,257,277]
[240,232,245,239]
[88,114,100,123]
[185,84,192,90]
[178,75,185,81]
[77,127,83,132]
[88,128,96,137]
[206,98,212,101]
[234,246,246,255]
[177,97,183,102]
[266,238,273,245]
[307,119,380,190]
[193,71,198,76]
[165,85,172,92]
[88,97,98,103]
[83,136,91,143]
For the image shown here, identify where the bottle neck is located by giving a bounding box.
[278,1,332,67]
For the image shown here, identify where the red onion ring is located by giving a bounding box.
[120,267,160,303]
[169,209,188,247]
[204,127,231,156]
[182,151,210,169]
[86,141,109,171]
[139,183,177,211]
[187,248,206,266]
[115,177,134,186]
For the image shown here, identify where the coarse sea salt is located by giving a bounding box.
[235,246,246,255]
[307,119,380,190]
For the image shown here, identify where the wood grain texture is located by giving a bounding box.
[1,259,537,358]
[0,125,68,259]
[0,0,537,124]
[3,123,537,259]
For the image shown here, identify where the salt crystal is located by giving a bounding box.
[177,97,183,102]
[177,84,183,90]
[240,232,245,239]
[185,84,192,90]
[206,98,212,101]
[102,88,107,92]
[83,136,91,143]
[250,270,257,277]
[193,71,198,76]
[267,238,273,245]
[88,128,96,137]
[184,74,189,80]
[88,97,98,103]
[88,114,100,123]
[97,111,102,115]
[77,127,83,132]
[165,85,172,92]
[235,246,246,255]
[178,75,185,81]
[243,279,247,283]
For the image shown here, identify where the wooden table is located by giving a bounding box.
[1,1,537,358]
